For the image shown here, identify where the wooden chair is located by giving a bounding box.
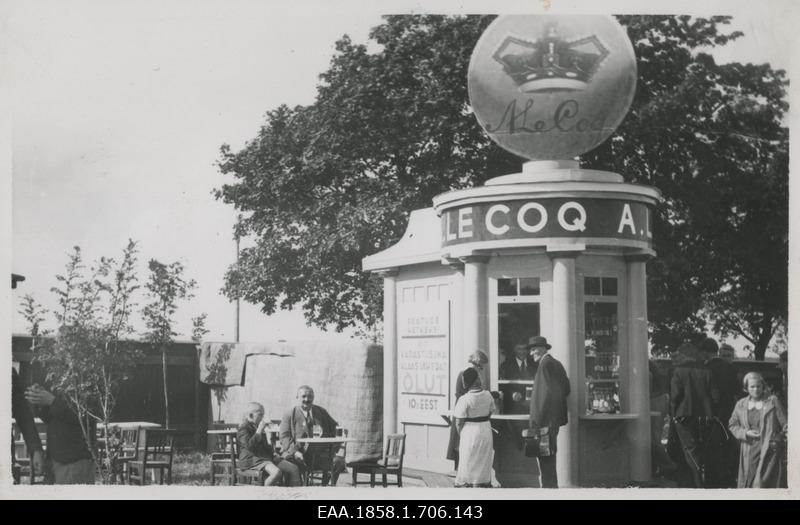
[348,433,405,488]
[236,468,266,485]
[127,429,174,485]
[228,431,269,486]
[109,426,140,484]
[210,426,238,486]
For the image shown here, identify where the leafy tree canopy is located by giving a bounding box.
[215,15,788,358]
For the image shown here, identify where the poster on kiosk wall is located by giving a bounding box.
[397,301,451,425]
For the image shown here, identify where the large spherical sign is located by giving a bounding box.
[468,15,637,160]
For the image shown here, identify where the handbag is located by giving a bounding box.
[522,426,553,457]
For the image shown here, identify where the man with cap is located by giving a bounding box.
[527,335,570,488]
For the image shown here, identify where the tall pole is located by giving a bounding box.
[235,235,240,343]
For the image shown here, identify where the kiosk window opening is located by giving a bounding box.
[584,276,617,297]
[497,277,541,297]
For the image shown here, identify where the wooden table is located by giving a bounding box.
[207,428,237,435]
[102,421,161,431]
[208,426,281,449]
[296,437,352,486]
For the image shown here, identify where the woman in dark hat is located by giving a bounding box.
[452,366,496,487]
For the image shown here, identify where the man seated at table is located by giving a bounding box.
[238,402,302,486]
[279,385,346,486]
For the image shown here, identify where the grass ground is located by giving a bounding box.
[171,451,212,485]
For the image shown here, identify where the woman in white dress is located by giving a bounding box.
[453,367,496,487]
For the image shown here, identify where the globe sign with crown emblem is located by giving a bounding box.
[468,15,637,160]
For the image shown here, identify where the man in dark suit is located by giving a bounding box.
[279,385,345,486]
[499,342,536,414]
[528,336,570,488]
[701,340,739,488]
[670,342,713,488]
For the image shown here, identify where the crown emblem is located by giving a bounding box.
[493,23,610,92]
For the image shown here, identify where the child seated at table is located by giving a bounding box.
[237,402,302,486]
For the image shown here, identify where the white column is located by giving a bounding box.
[548,250,580,487]
[379,269,399,439]
[460,255,490,358]
[448,261,466,393]
[626,255,652,482]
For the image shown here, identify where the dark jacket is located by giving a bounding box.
[38,394,94,464]
[705,357,739,421]
[670,360,713,418]
[499,356,536,380]
[529,353,570,428]
[279,405,338,457]
[237,421,277,469]
[499,356,537,414]
[11,369,43,459]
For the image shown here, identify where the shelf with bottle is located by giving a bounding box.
[586,351,620,380]
[585,381,621,415]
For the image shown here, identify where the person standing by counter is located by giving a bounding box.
[453,367,496,487]
[499,342,536,414]
[446,351,488,471]
[528,336,570,488]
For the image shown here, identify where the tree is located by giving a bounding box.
[142,259,196,429]
[215,15,788,358]
[18,294,50,378]
[216,16,513,333]
[33,241,142,483]
[583,16,788,358]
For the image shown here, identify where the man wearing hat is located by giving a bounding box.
[527,335,570,488]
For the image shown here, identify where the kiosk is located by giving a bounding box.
[363,15,661,487]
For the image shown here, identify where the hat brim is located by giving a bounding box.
[528,343,552,350]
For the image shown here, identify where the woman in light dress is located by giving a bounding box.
[728,372,787,488]
[446,351,488,470]
[453,366,496,487]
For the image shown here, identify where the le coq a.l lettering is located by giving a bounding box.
[485,99,606,135]
[442,198,653,245]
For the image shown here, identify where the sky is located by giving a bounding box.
[2,0,797,347]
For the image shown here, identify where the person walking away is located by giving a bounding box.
[453,367,496,487]
[670,342,713,488]
[528,336,570,488]
[728,372,787,488]
[702,341,739,488]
